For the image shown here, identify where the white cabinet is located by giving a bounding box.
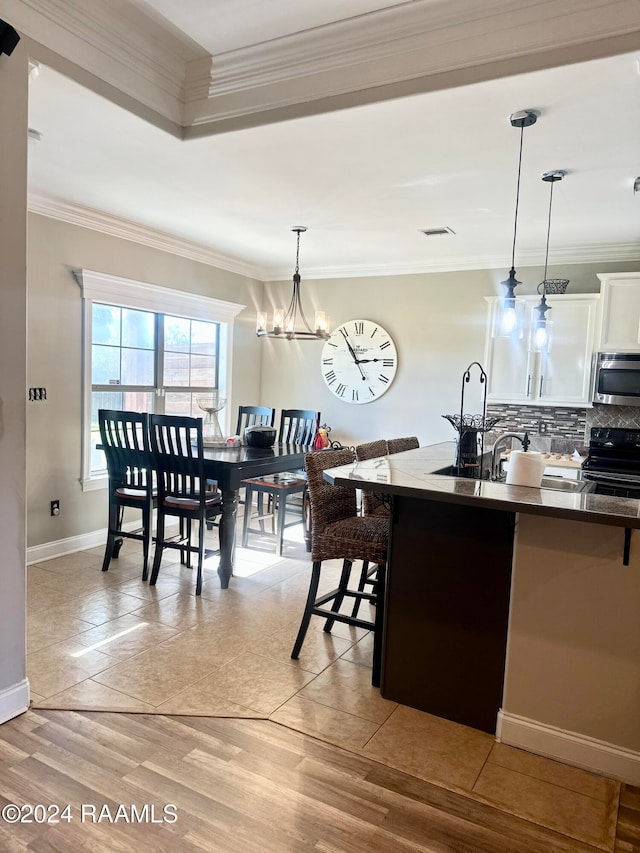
[484,294,600,406]
[597,273,640,351]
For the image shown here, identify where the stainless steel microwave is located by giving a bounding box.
[593,352,640,405]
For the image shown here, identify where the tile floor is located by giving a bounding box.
[27,519,621,851]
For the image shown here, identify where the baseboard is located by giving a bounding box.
[26,519,178,565]
[0,679,30,725]
[497,710,640,785]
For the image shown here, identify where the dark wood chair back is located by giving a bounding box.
[149,414,206,503]
[98,409,154,578]
[279,409,320,445]
[235,405,276,436]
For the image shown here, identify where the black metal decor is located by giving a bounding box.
[442,362,498,478]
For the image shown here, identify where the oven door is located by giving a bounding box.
[593,354,640,405]
[583,471,640,498]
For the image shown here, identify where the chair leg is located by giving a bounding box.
[141,503,151,581]
[291,561,322,659]
[302,486,312,553]
[241,486,253,547]
[196,516,205,596]
[276,493,287,557]
[149,510,166,586]
[257,492,266,532]
[101,501,120,572]
[372,563,386,688]
[351,559,370,618]
[323,559,352,633]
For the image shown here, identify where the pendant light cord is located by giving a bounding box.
[510,123,525,271]
[542,178,555,285]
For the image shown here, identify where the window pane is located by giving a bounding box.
[164,350,190,386]
[190,355,216,387]
[122,308,154,350]
[91,391,124,427]
[92,345,121,385]
[191,320,217,356]
[92,304,120,345]
[164,316,191,353]
[165,392,195,417]
[122,391,154,413]
[121,347,154,386]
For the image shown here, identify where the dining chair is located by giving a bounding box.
[387,435,419,454]
[235,405,276,436]
[149,413,223,595]
[290,448,388,686]
[241,408,320,556]
[98,409,156,580]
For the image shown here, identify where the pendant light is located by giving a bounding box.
[496,109,538,337]
[532,170,567,351]
[256,227,329,340]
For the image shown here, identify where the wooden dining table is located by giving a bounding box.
[202,442,311,588]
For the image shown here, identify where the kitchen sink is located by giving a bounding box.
[431,466,594,493]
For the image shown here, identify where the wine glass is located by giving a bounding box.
[196,392,227,443]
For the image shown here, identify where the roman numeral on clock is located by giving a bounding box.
[354,322,364,335]
[382,358,394,367]
[352,389,359,402]
[322,357,333,365]
[379,374,389,384]
[324,370,337,385]
[336,383,347,397]
[379,340,391,350]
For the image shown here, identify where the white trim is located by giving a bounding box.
[29,193,265,280]
[0,679,30,725]
[27,520,179,566]
[497,710,640,785]
[74,268,246,323]
[76,268,244,486]
[29,193,640,280]
[80,475,107,493]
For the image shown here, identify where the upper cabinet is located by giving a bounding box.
[484,294,600,407]
[596,273,640,352]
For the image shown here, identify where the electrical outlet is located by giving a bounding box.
[50,500,60,517]
[538,421,549,435]
[28,387,47,401]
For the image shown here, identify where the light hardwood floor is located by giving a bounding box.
[23,520,639,851]
[1,709,638,852]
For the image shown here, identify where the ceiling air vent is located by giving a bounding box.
[420,227,455,237]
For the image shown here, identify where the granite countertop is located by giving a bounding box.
[324,442,640,530]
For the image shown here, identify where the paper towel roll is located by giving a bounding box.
[505,451,545,487]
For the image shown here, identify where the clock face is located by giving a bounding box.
[321,319,398,404]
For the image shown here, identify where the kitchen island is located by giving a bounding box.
[325,443,640,783]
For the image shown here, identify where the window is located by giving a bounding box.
[76,269,245,490]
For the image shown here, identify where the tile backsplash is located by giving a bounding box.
[484,403,640,452]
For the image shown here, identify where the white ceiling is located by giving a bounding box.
[25,1,640,280]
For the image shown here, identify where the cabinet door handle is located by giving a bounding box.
[539,375,544,397]
[526,375,531,397]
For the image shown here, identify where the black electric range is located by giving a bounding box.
[582,427,640,497]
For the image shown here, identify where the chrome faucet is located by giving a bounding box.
[490,432,531,481]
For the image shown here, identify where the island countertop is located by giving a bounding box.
[324,441,640,530]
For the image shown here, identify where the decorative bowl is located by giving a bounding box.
[244,425,277,448]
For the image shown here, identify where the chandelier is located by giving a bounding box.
[496,109,538,337]
[256,227,330,340]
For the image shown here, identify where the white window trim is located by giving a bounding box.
[75,268,246,492]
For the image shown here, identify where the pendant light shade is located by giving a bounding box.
[257,227,330,340]
[495,109,538,337]
[532,170,567,351]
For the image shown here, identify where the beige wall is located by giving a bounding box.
[0,42,28,715]
[505,513,640,752]
[260,260,636,449]
[26,214,263,547]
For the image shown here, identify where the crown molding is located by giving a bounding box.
[185,0,640,131]
[28,192,266,280]
[27,193,639,283]
[0,0,198,125]
[265,243,640,281]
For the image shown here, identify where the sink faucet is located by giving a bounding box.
[490,432,531,481]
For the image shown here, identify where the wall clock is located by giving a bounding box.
[321,319,398,404]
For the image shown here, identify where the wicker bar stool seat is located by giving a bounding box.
[291,448,388,686]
